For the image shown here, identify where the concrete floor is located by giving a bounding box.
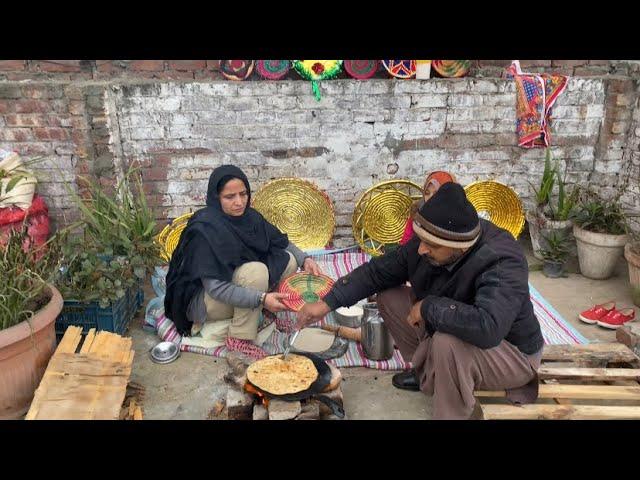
[128,239,635,420]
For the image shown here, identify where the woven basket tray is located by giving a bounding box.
[278,272,335,312]
[352,179,423,256]
[157,212,193,262]
[252,178,335,250]
[464,180,525,239]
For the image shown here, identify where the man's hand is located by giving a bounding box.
[302,257,322,276]
[407,300,424,328]
[296,301,331,329]
[264,292,290,313]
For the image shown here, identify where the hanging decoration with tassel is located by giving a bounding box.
[292,60,343,101]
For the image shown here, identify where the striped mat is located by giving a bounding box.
[150,251,587,370]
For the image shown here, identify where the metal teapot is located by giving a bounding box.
[360,302,394,361]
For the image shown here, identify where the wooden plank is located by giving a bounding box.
[542,343,640,366]
[56,326,83,354]
[79,328,97,354]
[481,404,640,420]
[476,384,640,400]
[538,367,640,382]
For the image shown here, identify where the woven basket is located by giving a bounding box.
[278,272,335,312]
[432,60,471,78]
[352,180,423,256]
[464,180,525,239]
[157,212,193,262]
[252,178,335,250]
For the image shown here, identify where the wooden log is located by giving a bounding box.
[538,367,640,382]
[542,343,640,366]
[481,404,640,420]
[475,384,640,400]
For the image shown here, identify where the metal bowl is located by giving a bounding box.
[149,341,180,364]
[334,305,364,328]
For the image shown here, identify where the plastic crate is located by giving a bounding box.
[55,283,142,341]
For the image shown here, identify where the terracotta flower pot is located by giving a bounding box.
[624,243,640,307]
[0,285,62,419]
[527,209,575,260]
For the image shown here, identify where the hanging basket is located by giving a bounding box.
[463,180,525,239]
[352,179,423,256]
[256,60,291,80]
[381,60,416,79]
[252,178,335,250]
[432,60,471,78]
[220,60,255,80]
[292,60,343,101]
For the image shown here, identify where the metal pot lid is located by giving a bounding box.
[150,341,180,364]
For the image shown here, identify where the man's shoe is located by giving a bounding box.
[392,369,420,391]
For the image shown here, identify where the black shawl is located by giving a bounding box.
[164,165,290,335]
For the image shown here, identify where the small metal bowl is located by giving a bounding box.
[149,341,180,364]
[334,305,364,328]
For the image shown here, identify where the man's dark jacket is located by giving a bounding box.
[323,220,544,355]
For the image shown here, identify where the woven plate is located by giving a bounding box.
[157,212,193,262]
[220,60,255,80]
[432,60,471,78]
[352,180,423,256]
[464,180,525,239]
[278,272,335,312]
[344,60,379,80]
[382,60,416,79]
[252,178,335,250]
[256,60,291,80]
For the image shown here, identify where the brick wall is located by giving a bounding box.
[1,60,639,246]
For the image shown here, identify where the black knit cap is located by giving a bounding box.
[412,182,480,248]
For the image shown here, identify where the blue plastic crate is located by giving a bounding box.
[55,284,139,340]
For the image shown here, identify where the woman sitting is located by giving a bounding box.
[164,165,321,359]
[399,171,456,245]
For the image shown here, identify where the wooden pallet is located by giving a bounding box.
[26,326,141,420]
[474,343,640,420]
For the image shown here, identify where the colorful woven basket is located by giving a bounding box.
[352,180,423,256]
[278,272,335,312]
[382,60,416,79]
[464,180,525,239]
[256,60,291,80]
[292,60,343,101]
[157,212,193,262]
[252,178,335,250]
[220,60,255,80]
[344,60,379,80]
[432,60,471,78]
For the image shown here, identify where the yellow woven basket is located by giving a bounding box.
[252,178,335,250]
[352,179,423,256]
[463,180,525,239]
[157,212,194,262]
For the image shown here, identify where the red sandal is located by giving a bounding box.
[578,301,616,325]
[596,308,636,329]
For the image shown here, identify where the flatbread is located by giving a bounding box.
[292,328,335,353]
[247,354,318,395]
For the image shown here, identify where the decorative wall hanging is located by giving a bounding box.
[463,180,525,239]
[220,60,255,80]
[256,60,291,80]
[432,60,471,78]
[352,179,422,256]
[344,60,379,80]
[292,60,343,101]
[505,60,569,148]
[382,60,416,79]
[415,60,432,79]
[157,212,193,262]
[252,177,335,250]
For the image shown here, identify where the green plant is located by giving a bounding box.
[540,231,572,264]
[546,170,580,221]
[574,192,628,235]
[529,148,557,208]
[0,228,61,331]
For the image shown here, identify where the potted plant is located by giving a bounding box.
[573,192,628,280]
[539,231,571,278]
[624,233,640,307]
[526,148,556,259]
[0,230,63,419]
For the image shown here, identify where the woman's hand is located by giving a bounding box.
[302,257,322,276]
[264,292,290,313]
